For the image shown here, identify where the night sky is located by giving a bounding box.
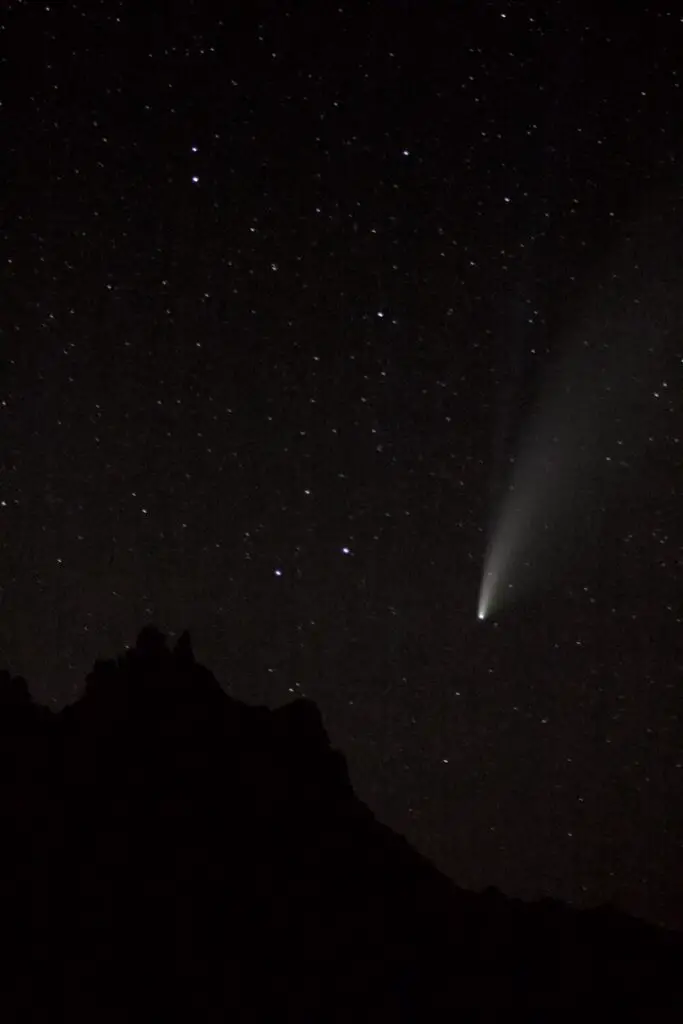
[3,1,683,929]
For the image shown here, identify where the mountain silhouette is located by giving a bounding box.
[0,625,681,1019]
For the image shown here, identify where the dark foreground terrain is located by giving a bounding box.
[1,626,681,1019]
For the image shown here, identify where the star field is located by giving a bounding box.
[2,1,683,929]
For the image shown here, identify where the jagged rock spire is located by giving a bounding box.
[134,625,170,660]
[173,630,195,665]
[0,669,32,707]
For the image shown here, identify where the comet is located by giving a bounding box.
[477,265,660,621]
[476,201,668,623]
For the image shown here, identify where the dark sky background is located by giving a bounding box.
[3,0,683,929]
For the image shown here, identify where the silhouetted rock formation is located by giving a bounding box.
[0,627,681,1019]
